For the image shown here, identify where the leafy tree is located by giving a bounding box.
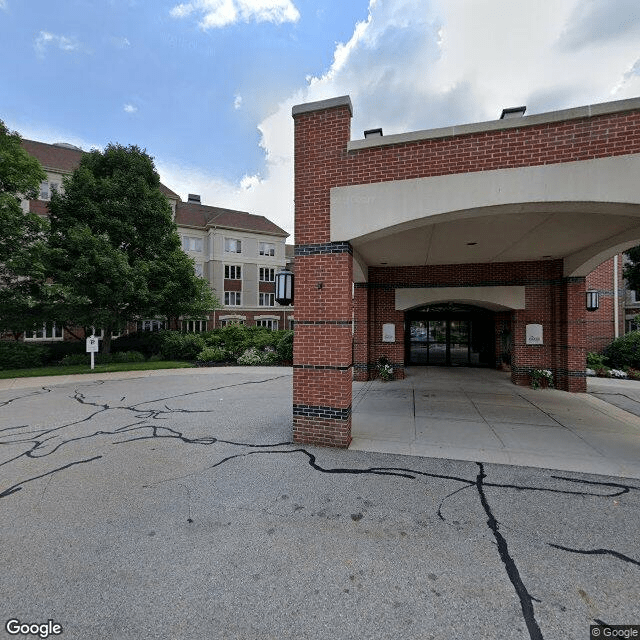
[0,120,49,338]
[623,246,640,294]
[47,143,217,353]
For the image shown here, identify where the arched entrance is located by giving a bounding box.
[405,304,495,367]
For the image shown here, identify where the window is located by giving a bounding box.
[182,319,207,332]
[225,237,242,253]
[138,319,166,332]
[182,236,203,252]
[259,242,275,256]
[25,323,63,341]
[256,319,278,330]
[39,181,59,201]
[220,318,245,327]
[225,265,242,279]
[194,263,203,277]
[259,292,275,307]
[92,328,122,339]
[259,267,275,282]
[224,291,242,306]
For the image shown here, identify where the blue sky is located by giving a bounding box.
[1,0,640,238]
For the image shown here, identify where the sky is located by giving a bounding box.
[1,0,639,239]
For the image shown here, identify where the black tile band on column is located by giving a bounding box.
[294,364,353,371]
[294,241,353,256]
[293,404,352,420]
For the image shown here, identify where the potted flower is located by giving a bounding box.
[530,368,553,389]
[377,356,393,381]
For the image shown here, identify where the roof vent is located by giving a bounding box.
[187,194,201,204]
[500,106,526,120]
[364,128,383,138]
[53,142,83,151]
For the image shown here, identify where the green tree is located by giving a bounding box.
[47,143,217,353]
[0,120,49,338]
[623,246,640,295]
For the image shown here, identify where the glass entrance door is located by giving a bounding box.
[406,305,493,367]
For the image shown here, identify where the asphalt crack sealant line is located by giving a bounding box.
[1,378,639,638]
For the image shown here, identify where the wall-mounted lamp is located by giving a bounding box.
[275,269,294,306]
[586,290,599,312]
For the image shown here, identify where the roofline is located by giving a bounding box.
[176,222,288,237]
[292,95,353,118]
[347,95,640,152]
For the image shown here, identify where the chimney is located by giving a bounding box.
[500,106,526,120]
[187,194,201,204]
[364,128,383,138]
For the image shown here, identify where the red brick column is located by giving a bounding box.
[292,97,354,447]
[353,284,370,381]
[555,277,587,392]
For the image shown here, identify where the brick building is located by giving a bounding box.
[291,95,640,448]
[13,139,293,342]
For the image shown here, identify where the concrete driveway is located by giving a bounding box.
[352,368,640,480]
[1,367,639,640]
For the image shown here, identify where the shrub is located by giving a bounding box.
[237,346,278,365]
[586,352,607,368]
[60,353,91,366]
[217,324,252,358]
[111,331,165,357]
[0,341,49,370]
[60,350,145,366]
[159,332,205,360]
[196,346,230,363]
[276,330,293,362]
[111,351,145,363]
[44,339,86,364]
[603,332,640,370]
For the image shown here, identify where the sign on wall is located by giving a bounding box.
[382,323,395,343]
[526,324,543,345]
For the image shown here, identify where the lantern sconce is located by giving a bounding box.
[275,269,294,306]
[586,290,599,312]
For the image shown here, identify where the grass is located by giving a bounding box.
[0,360,194,379]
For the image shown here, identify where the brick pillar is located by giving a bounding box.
[353,284,370,381]
[292,96,354,447]
[556,277,587,392]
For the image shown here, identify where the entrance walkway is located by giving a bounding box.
[351,367,640,479]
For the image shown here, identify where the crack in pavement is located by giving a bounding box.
[548,543,640,568]
[1,377,639,638]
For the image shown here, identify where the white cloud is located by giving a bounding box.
[170,0,300,29]
[111,36,131,49]
[124,104,138,113]
[234,94,243,109]
[160,0,640,241]
[34,31,81,56]
[0,0,8,11]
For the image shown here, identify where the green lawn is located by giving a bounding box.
[0,360,194,379]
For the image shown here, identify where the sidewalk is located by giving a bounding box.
[352,368,640,479]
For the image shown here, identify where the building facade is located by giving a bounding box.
[291,95,640,447]
[10,139,293,342]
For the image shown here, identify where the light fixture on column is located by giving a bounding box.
[586,290,599,312]
[275,268,294,306]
